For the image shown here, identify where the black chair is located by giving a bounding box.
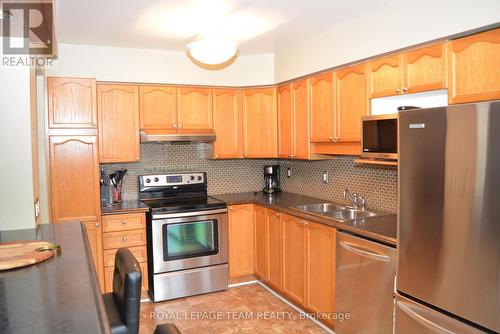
[154,324,182,334]
[103,248,142,334]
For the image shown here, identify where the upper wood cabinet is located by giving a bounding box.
[447,28,500,104]
[403,43,447,94]
[47,77,97,129]
[49,135,101,223]
[367,55,403,98]
[278,84,293,158]
[292,79,311,159]
[243,88,278,158]
[228,204,255,278]
[334,64,368,142]
[282,214,307,305]
[84,220,104,290]
[97,84,140,163]
[139,86,177,130]
[177,87,213,129]
[254,205,268,279]
[310,72,334,142]
[212,89,243,159]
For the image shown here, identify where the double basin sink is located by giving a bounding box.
[291,203,382,222]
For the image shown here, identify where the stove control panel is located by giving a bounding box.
[140,173,205,188]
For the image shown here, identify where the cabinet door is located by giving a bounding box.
[139,86,177,130]
[334,64,368,142]
[228,204,255,278]
[177,87,213,129]
[293,79,310,159]
[266,209,282,291]
[49,135,100,222]
[97,84,140,163]
[243,88,278,158]
[310,72,334,142]
[278,84,293,158]
[367,54,403,98]
[254,205,268,279]
[282,214,307,305]
[83,220,104,290]
[447,28,500,104]
[212,89,243,159]
[306,222,336,323]
[403,43,447,94]
[47,77,97,129]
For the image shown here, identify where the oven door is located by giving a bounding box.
[151,209,228,274]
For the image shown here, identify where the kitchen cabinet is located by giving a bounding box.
[97,84,140,163]
[254,205,268,279]
[139,85,177,130]
[228,204,255,278]
[47,77,97,129]
[266,208,282,291]
[83,220,104,290]
[333,64,368,142]
[243,88,278,158]
[282,214,307,305]
[310,72,334,142]
[212,89,243,159]
[403,43,447,94]
[447,28,500,104]
[105,263,148,292]
[278,84,293,158]
[177,87,213,129]
[305,222,335,325]
[49,135,101,223]
[292,79,311,159]
[367,55,403,98]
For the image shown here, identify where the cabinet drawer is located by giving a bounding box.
[103,229,146,249]
[103,246,147,267]
[105,263,148,292]
[102,213,145,232]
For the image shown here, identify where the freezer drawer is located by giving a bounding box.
[395,294,488,334]
[335,232,396,334]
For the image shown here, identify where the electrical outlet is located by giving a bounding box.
[287,167,291,178]
[322,171,329,184]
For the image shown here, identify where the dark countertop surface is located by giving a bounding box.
[101,200,149,215]
[0,222,110,334]
[213,192,397,246]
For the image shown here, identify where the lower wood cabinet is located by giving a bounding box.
[254,205,268,279]
[266,209,282,291]
[83,220,104,290]
[227,204,255,278]
[282,214,307,305]
[105,262,148,292]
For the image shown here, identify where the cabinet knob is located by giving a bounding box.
[95,222,100,227]
[215,154,219,158]
[229,206,233,210]
[402,87,408,93]
[121,220,127,225]
[122,236,128,242]
[333,137,338,142]
[329,136,334,141]
[276,212,280,217]
[173,124,177,129]
[178,124,183,129]
[395,88,400,93]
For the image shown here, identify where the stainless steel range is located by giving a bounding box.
[139,172,228,302]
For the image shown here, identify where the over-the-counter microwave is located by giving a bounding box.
[361,114,398,160]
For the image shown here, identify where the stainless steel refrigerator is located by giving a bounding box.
[396,101,500,334]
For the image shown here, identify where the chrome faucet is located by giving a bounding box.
[343,188,367,210]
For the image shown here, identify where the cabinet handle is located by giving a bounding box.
[173,124,177,129]
[333,137,338,142]
[402,87,408,93]
[276,212,280,217]
[121,220,127,225]
[122,237,128,242]
[395,88,400,93]
[229,206,233,210]
[329,136,334,141]
[215,154,219,158]
[95,222,100,227]
[178,124,183,129]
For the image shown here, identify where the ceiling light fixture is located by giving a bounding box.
[186,38,238,66]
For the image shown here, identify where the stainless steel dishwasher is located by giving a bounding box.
[335,231,396,334]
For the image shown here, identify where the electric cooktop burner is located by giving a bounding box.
[142,196,226,214]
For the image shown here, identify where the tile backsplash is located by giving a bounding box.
[101,143,397,214]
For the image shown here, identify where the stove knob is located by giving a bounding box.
[145,178,151,184]
[154,177,159,182]
[197,176,202,181]
[190,175,195,181]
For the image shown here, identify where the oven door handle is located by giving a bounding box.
[152,208,227,219]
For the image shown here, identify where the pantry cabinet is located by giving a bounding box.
[139,85,177,130]
[47,77,97,129]
[333,64,368,142]
[310,72,334,142]
[447,28,500,104]
[228,204,255,278]
[97,84,140,163]
[277,84,293,158]
[177,87,213,129]
[83,220,104,289]
[254,205,268,279]
[242,88,278,158]
[212,89,243,159]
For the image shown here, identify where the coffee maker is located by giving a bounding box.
[263,165,281,194]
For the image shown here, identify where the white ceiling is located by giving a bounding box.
[55,0,390,55]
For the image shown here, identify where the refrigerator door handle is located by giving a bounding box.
[397,299,459,334]
[339,241,391,262]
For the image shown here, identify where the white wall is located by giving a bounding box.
[0,39,36,230]
[47,43,275,86]
[274,0,500,82]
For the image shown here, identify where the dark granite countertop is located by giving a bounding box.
[0,222,110,334]
[101,200,149,215]
[213,192,397,246]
